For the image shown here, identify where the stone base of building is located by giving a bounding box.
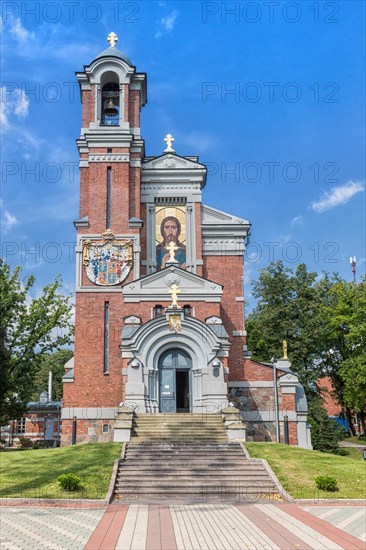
[61,418,115,446]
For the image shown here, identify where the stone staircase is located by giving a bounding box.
[113,413,282,503]
[131,412,228,443]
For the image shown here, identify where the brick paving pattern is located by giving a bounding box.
[1,503,365,549]
[303,506,366,542]
[0,507,104,550]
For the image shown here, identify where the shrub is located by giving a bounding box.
[315,475,338,492]
[57,473,82,491]
[308,399,345,454]
[18,437,32,449]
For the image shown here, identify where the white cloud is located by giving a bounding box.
[155,10,179,38]
[0,85,30,129]
[291,215,303,227]
[178,130,219,153]
[0,200,18,233]
[311,181,364,213]
[9,18,35,42]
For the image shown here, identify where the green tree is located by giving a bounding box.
[321,279,366,433]
[0,260,74,424]
[31,349,74,402]
[246,261,326,390]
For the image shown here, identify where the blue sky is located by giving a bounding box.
[1,0,365,310]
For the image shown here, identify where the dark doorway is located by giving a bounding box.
[159,349,192,413]
[176,370,190,412]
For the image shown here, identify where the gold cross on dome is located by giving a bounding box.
[107,32,118,48]
[164,133,175,153]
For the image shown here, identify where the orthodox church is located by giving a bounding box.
[61,34,311,449]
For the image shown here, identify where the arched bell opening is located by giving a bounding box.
[100,71,120,125]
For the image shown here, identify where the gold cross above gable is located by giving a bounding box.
[169,283,181,307]
[164,133,175,153]
[107,32,118,48]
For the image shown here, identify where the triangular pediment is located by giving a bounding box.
[123,266,222,303]
[143,153,205,171]
[202,204,250,226]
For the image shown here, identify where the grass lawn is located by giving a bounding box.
[246,443,366,500]
[0,443,122,499]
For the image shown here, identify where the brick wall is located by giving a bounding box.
[203,255,245,380]
[81,85,95,127]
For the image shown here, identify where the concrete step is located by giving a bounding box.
[125,452,245,458]
[130,440,228,444]
[114,486,276,495]
[120,464,263,470]
[117,474,271,482]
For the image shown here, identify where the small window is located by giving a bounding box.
[17,417,26,434]
[183,305,191,316]
[103,424,109,433]
[154,305,163,317]
[107,148,112,153]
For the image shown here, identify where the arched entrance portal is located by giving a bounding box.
[159,349,192,413]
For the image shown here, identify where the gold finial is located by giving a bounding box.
[167,241,179,263]
[107,32,118,48]
[164,133,175,153]
[169,283,181,307]
[283,339,288,359]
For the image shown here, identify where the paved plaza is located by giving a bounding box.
[0,502,365,549]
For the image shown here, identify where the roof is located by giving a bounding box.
[27,401,61,408]
[94,46,132,66]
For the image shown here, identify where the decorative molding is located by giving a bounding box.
[202,204,250,225]
[143,154,204,171]
[206,316,222,325]
[74,216,89,229]
[130,159,141,167]
[142,183,201,191]
[89,154,129,162]
[128,217,143,229]
[202,237,245,256]
[124,315,141,325]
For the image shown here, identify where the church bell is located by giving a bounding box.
[104,99,118,117]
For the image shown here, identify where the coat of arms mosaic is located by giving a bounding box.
[83,229,133,286]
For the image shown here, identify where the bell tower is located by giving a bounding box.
[61,35,147,444]
[75,32,147,233]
